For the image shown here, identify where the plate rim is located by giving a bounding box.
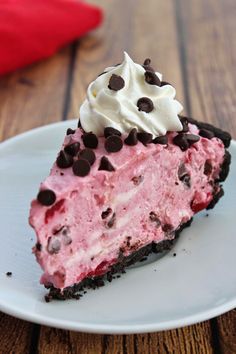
[0,121,235,334]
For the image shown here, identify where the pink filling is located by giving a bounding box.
[29,124,225,290]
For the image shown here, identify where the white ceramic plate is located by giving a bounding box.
[0,120,235,334]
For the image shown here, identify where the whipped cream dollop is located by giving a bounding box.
[79,52,183,137]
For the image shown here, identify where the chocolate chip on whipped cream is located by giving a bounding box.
[137,97,154,113]
[144,71,161,86]
[108,74,125,91]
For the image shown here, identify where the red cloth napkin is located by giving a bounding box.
[0,0,103,75]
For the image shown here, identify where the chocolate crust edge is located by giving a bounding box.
[45,218,193,301]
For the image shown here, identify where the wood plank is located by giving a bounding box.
[178,0,236,351]
[217,311,236,354]
[38,0,214,351]
[0,313,33,354]
[177,0,236,135]
[0,46,71,141]
[39,321,214,354]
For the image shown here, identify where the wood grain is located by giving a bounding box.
[217,311,236,354]
[177,0,236,136]
[0,313,33,354]
[0,46,71,141]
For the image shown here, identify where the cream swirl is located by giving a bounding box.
[79,52,183,137]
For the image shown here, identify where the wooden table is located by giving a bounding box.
[0,0,235,353]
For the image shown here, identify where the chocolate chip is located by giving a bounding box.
[131,175,144,185]
[6,272,12,277]
[137,132,153,145]
[37,189,56,206]
[137,97,154,113]
[178,163,191,188]
[36,242,42,251]
[152,135,168,145]
[143,58,151,66]
[82,132,98,149]
[199,129,215,139]
[179,116,189,133]
[64,142,80,157]
[47,237,61,254]
[161,81,171,86]
[173,133,189,151]
[186,134,200,146]
[105,135,123,153]
[124,128,138,146]
[143,58,155,72]
[66,128,76,135]
[102,207,112,219]
[107,213,116,228]
[144,71,161,86]
[149,212,161,227]
[72,159,91,177]
[78,148,96,166]
[162,224,173,233]
[104,127,121,138]
[98,156,115,171]
[108,74,125,91]
[204,160,212,175]
[56,150,73,168]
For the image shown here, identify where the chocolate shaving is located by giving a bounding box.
[66,128,76,135]
[173,133,189,151]
[101,207,112,219]
[161,81,171,86]
[131,175,144,185]
[204,160,213,176]
[179,116,189,133]
[178,163,191,188]
[186,134,200,146]
[149,212,161,227]
[107,213,116,228]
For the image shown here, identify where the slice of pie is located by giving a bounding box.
[29,53,231,300]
